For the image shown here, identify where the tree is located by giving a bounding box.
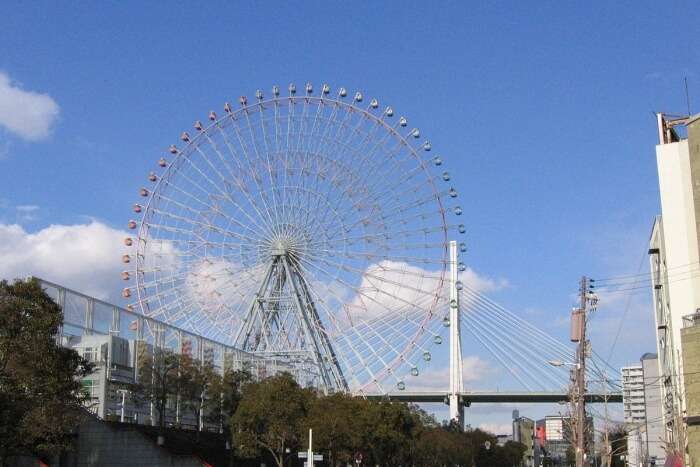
[305,393,366,467]
[0,278,93,465]
[500,440,527,466]
[134,344,181,432]
[231,373,312,467]
[359,401,418,467]
[178,353,217,437]
[608,424,627,467]
[206,366,251,435]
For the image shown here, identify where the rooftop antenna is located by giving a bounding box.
[685,76,691,116]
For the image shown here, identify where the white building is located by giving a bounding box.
[622,354,666,466]
[649,113,700,455]
[622,365,646,425]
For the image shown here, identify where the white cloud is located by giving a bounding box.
[344,260,508,322]
[0,71,60,141]
[408,355,496,392]
[462,267,509,293]
[477,423,513,435]
[0,221,126,300]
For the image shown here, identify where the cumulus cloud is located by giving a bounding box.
[477,423,513,435]
[0,221,125,300]
[0,71,60,141]
[343,260,508,322]
[408,355,496,392]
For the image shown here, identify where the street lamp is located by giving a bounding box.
[116,389,129,423]
[547,360,580,369]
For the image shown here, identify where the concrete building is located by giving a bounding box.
[649,112,700,458]
[512,411,536,467]
[622,354,666,466]
[534,415,594,466]
[681,313,700,464]
[641,353,666,465]
[622,365,646,425]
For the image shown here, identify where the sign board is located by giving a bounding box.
[298,453,307,459]
[314,454,323,461]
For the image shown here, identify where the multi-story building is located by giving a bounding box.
[535,415,594,466]
[681,313,700,463]
[622,365,646,425]
[649,112,700,458]
[512,411,535,467]
[622,354,666,466]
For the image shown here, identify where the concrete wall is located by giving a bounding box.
[641,354,666,464]
[682,324,700,466]
[654,137,700,447]
[656,139,700,364]
[73,417,205,467]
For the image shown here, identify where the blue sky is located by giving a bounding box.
[1,1,699,431]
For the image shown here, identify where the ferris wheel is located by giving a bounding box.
[121,83,465,394]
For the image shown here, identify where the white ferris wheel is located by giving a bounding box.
[121,83,465,394]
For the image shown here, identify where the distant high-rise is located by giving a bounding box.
[622,365,646,425]
[622,354,666,466]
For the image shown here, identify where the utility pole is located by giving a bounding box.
[570,276,593,467]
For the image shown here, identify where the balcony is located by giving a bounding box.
[683,311,700,328]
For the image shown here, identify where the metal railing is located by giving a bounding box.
[37,277,262,375]
[682,311,700,328]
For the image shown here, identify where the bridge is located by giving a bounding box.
[366,391,622,405]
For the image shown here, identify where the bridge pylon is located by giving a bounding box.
[448,240,464,425]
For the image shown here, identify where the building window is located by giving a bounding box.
[83,347,99,362]
[81,379,100,399]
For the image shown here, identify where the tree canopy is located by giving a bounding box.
[231,373,527,467]
[0,278,93,464]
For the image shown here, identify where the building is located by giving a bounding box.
[681,312,700,463]
[621,354,666,466]
[512,411,535,467]
[640,353,666,465]
[536,416,571,465]
[649,112,700,457]
[622,365,646,425]
[535,415,594,466]
[38,278,277,429]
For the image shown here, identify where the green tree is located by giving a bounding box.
[134,345,181,432]
[499,440,527,466]
[305,392,368,467]
[0,278,93,465]
[231,372,312,467]
[206,367,251,434]
[178,353,218,437]
[359,401,418,467]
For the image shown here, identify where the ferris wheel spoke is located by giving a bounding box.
[304,224,449,248]
[242,107,283,233]
[225,116,284,238]
[211,118,281,234]
[144,216,260,245]
[294,254,439,318]
[312,256,442,304]
[191,136,273,238]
